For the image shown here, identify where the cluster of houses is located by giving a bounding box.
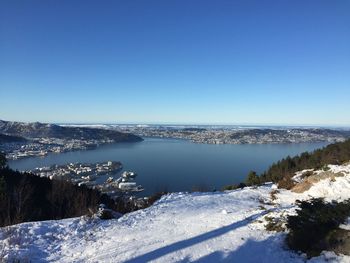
[30,161,122,182]
[30,161,144,197]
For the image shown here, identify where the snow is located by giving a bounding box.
[328,163,350,175]
[292,168,314,183]
[1,164,350,262]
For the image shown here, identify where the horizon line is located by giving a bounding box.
[1,118,350,128]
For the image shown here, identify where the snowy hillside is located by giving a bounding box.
[1,164,350,262]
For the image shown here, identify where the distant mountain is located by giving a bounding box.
[0,133,27,143]
[0,120,143,142]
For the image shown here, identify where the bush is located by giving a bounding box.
[302,170,314,178]
[97,204,117,220]
[277,176,295,190]
[147,191,168,205]
[222,183,246,191]
[322,165,331,171]
[245,171,260,186]
[286,198,350,257]
[264,216,285,232]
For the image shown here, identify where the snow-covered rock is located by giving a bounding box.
[1,164,350,262]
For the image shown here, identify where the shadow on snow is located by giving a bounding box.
[123,209,280,263]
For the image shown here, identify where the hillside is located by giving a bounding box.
[0,120,143,142]
[1,163,349,262]
[0,166,116,227]
[220,139,350,191]
[0,133,27,143]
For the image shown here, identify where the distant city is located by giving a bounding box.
[113,125,350,145]
[1,119,350,160]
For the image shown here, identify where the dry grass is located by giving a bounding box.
[277,176,295,190]
[326,229,350,256]
[292,171,345,193]
[270,189,279,201]
[264,216,285,232]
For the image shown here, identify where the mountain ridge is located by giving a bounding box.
[0,120,143,142]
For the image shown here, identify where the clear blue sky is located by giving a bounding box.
[0,1,349,125]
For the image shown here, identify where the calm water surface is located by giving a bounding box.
[9,138,328,196]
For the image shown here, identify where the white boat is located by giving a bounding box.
[115,171,143,192]
[121,171,137,178]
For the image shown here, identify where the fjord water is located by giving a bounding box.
[9,138,328,196]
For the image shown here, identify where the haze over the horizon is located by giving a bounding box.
[1,1,349,126]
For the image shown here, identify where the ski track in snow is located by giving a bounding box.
[1,164,350,262]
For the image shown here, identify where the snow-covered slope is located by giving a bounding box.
[1,164,350,263]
